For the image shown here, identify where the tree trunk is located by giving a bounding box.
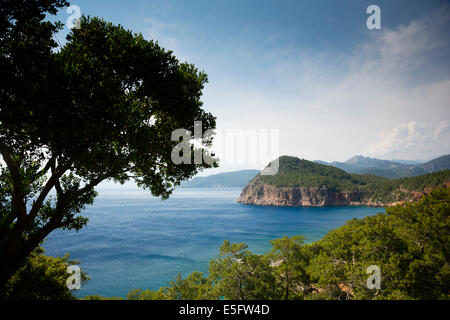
[0,219,60,299]
[284,275,290,300]
[0,245,25,299]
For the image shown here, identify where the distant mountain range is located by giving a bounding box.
[180,170,260,188]
[180,154,450,187]
[314,154,450,179]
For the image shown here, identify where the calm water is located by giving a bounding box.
[43,187,383,298]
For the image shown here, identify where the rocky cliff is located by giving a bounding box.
[237,180,386,207]
[237,155,450,207]
[237,179,450,207]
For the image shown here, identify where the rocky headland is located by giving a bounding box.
[237,156,450,207]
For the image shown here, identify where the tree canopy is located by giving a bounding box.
[0,0,216,295]
[4,247,88,300]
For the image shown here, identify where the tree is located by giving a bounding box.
[307,188,450,300]
[0,1,216,296]
[208,240,277,300]
[386,188,450,299]
[125,272,217,300]
[268,236,311,299]
[4,247,88,300]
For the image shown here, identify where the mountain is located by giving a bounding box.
[415,154,450,172]
[238,156,450,207]
[315,154,450,179]
[343,155,406,169]
[390,159,423,165]
[179,155,450,188]
[180,170,259,188]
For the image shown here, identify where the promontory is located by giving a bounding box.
[237,156,450,207]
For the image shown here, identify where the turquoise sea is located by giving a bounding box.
[43,187,383,298]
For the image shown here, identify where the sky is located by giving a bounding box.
[52,0,450,174]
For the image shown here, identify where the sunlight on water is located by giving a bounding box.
[43,187,383,298]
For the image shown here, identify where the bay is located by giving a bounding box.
[43,187,383,298]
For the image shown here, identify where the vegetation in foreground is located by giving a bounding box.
[8,188,447,300]
[3,247,88,300]
[122,188,449,300]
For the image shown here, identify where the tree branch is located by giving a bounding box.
[32,155,56,182]
[0,148,27,223]
[27,164,68,224]
[51,158,63,196]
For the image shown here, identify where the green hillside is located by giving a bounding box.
[259,156,387,191]
[257,156,450,203]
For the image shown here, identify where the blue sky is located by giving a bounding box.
[52,0,450,173]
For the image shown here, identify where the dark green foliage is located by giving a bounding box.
[208,240,278,300]
[4,247,88,300]
[259,156,387,191]
[358,170,450,203]
[0,1,216,294]
[268,236,312,299]
[308,187,449,300]
[126,272,218,300]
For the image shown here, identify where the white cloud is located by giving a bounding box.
[141,6,450,166]
[433,120,449,139]
[143,18,183,54]
[206,6,450,162]
[364,121,449,157]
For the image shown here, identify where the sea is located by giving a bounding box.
[42,187,383,298]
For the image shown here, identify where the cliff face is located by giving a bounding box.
[238,180,386,207]
[237,156,450,207]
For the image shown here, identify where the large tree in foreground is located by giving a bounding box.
[0,0,216,295]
